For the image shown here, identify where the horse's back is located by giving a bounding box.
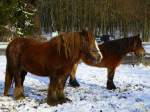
[98,41,117,58]
[6,38,25,56]
[98,39,126,56]
[7,37,46,51]
[6,38,45,62]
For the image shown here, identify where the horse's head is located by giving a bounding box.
[80,29,102,64]
[132,34,145,58]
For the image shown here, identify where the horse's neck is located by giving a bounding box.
[120,38,134,54]
[52,33,81,62]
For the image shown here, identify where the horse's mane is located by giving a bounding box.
[50,32,82,60]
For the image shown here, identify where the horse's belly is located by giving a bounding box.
[97,58,121,68]
[28,70,48,76]
[23,65,48,76]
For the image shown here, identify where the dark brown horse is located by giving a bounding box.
[4,30,102,106]
[69,34,146,90]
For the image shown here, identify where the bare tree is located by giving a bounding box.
[38,0,150,40]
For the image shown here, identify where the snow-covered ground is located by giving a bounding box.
[0,56,150,112]
[144,44,150,54]
[0,43,8,49]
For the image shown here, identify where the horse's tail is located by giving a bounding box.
[4,38,22,96]
[4,61,14,96]
[6,38,22,68]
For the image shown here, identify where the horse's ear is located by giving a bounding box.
[80,29,88,37]
[134,34,140,37]
[137,34,140,37]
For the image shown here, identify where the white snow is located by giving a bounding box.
[0,55,150,112]
[0,42,150,112]
[0,43,8,49]
[144,45,150,54]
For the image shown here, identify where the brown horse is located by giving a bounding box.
[69,34,146,90]
[4,30,102,106]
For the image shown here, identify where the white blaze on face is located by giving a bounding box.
[95,40,103,60]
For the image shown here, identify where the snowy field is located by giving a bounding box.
[0,43,8,49]
[0,56,150,112]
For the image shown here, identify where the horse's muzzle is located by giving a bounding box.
[135,47,146,57]
[91,51,103,64]
[96,51,103,63]
[82,49,103,65]
[135,47,146,62]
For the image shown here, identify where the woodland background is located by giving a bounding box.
[0,0,150,41]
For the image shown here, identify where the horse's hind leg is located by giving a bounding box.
[69,64,80,87]
[21,70,27,86]
[4,66,13,96]
[107,68,116,90]
[14,70,25,99]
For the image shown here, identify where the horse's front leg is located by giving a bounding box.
[107,68,116,90]
[47,75,70,106]
[47,79,58,106]
[69,63,80,87]
[57,75,71,103]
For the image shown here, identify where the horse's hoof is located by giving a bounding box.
[107,83,117,90]
[60,97,72,104]
[4,92,9,96]
[15,95,25,100]
[47,98,71,106]
[69,79,80,87]
[65,97,72,102]
[107,86,117,90]
[107,81,117,90]
[47,100,59,106]
[14,87,25,100]
[14,92,25,100]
